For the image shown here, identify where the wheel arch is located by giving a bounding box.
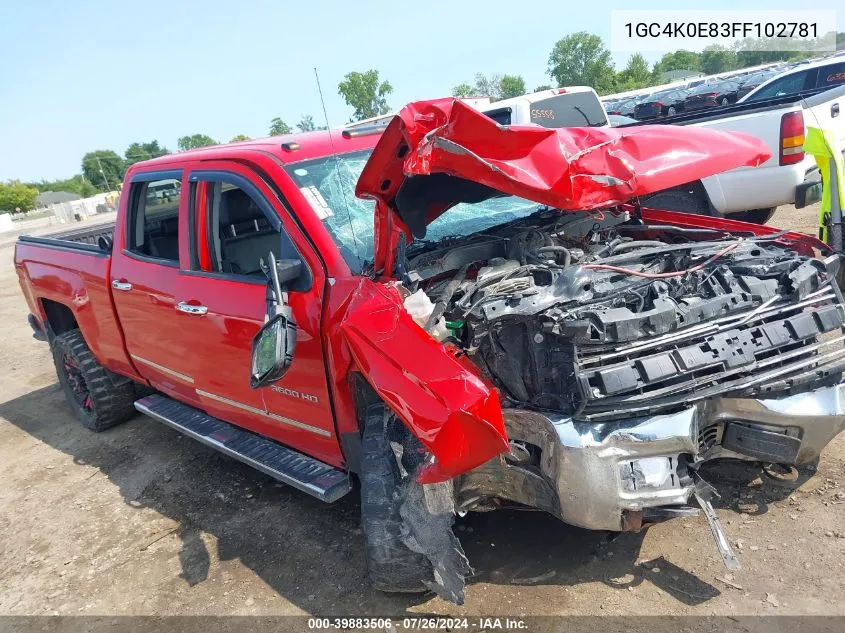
[40,298,79,338]
[641,180,720,216]
[341,372,383,474]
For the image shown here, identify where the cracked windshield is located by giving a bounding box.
[285,150,539,271]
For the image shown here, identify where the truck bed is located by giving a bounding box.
[18,221,115,253]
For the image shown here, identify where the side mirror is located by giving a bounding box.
[250,251,299,389]
[274,258,302,285]
[250,313,297,388]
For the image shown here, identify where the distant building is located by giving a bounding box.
[659,69,705,83]
[37,191,81,207]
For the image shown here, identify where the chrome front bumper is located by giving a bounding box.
[455,384,845,531]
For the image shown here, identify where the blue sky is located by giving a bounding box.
[0,0,842,181]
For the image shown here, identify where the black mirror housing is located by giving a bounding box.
[249,313,297,388]
[275,258,302,285]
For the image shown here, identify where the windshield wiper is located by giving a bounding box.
[573,105,603,127]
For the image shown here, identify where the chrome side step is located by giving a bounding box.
[134,394,351,503]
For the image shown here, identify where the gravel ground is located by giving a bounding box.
[0,204,843,617]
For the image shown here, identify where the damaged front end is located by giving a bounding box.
[346,98,845,590]
[411,206,845,536]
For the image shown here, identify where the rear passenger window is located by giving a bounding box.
[817,63,845,88]
[127,177,182,262]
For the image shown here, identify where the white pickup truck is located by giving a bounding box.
[472,86,845,223]
[638,84,845,223]
[347,85,845,224]
[478,86,610,128]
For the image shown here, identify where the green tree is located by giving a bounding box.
[534,84,552,92]
[337,70,393,121]
[473,73,504,100]
[653,50,700,77]
[499,74,526,99]
[177,134,218,151]
[294,115,326,133]
[297,115,316,132]
[452,82,475,98]
[269,118,292,136]
[26,175,98,198]
[547,32,616,95]
[124,140,169,166]
[0,180,39,213]
[229,134,251,142]
[732,38,804,68]
[453,73,525,101]
[700,45,737,75]
[616,53,653,91]
[81,150,125,190]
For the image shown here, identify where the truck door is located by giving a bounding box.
[807,65,845,150]
[110,170,202,407]
[177,163,341,467]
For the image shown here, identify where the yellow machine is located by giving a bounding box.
[805,126,845,249]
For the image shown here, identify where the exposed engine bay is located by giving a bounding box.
[343,97,845,602]
[400,206,845,423]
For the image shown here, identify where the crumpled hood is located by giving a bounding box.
[356,97,772,269]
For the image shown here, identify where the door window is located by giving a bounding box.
[817,62,845,88]
[189,173,311,289]
[126,177,183,262]
[747,72,807,101]
[205,181,279,276]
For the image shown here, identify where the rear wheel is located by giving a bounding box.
[667,106,677,116]
[719,97,729,106]
[51,329,136,432]
[730,208,776,225]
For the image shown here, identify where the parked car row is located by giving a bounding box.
[608,74,770,121]
[632,87,690,119]
[604,53,845,121]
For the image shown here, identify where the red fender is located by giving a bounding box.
[341,280,508,482]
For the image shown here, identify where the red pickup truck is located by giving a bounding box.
[15,98,845,603]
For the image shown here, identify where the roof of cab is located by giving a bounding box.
[131,128,382,172]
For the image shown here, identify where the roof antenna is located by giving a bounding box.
[314,67,362,269]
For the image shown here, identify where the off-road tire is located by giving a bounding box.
[360,403,433,593]
[51,329,136,432]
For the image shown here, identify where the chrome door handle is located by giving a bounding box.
[111,280,132,291]
[832,103,840,118]
[176,302,208,315]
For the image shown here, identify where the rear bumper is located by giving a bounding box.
[455,384,845,531]
[795,169,823,209]
[702,161,805,214]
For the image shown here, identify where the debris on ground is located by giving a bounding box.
[715,576,743,591]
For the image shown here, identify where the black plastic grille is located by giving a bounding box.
[574,294,845,421]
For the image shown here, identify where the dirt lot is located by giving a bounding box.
[1,204,844,617]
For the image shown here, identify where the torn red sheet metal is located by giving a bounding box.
[357,97,772,274]
[341,280,509,483]
[633,205,830,257]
